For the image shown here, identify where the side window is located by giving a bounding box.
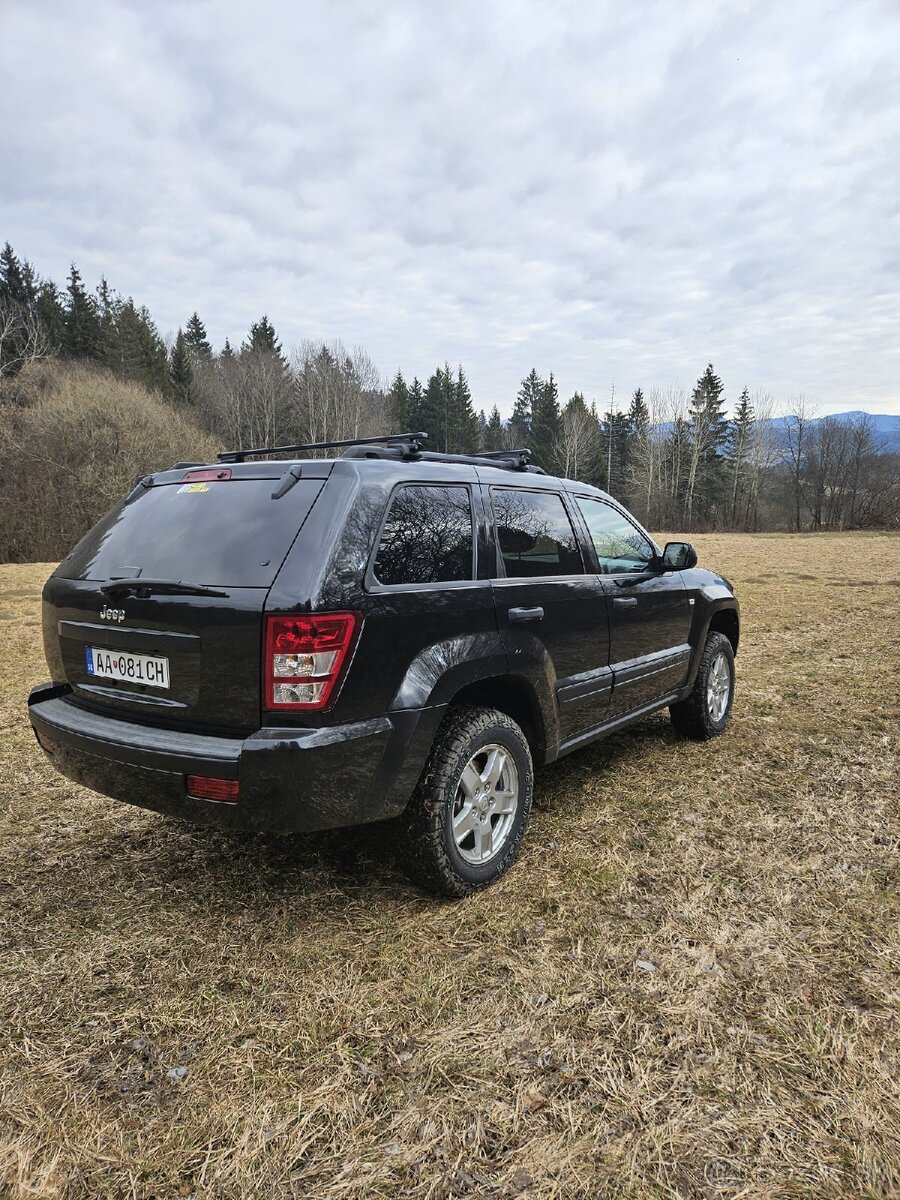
[575,497,655,574]
[374,484,473,585]
[492,488,583,578]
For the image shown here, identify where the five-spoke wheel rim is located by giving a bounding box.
[452,744,519,865]
[706,652,731,723]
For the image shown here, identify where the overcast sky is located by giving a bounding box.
[3,0,899,417]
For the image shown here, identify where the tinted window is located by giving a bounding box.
[492,488,583,578]
[374,485,473,585]
[58,478,323,588]
[576,498,655,573]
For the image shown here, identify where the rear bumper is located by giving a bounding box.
[27,684,442,833]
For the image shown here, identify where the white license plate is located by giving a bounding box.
[85,646,170,689]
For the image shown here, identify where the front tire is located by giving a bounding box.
[402,705,533,897]
[669,631,735,741]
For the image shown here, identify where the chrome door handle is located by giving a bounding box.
[612,596,638,608]
[508,606,544,623]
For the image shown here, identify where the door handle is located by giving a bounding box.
[508,606,544,623]
[612,596,638,609]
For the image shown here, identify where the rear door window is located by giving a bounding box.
[491,488,584,578]
[373,484,474,586]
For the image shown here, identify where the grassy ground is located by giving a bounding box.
[0,534,897,1200]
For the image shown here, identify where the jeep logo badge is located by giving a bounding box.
[100,606,125,623]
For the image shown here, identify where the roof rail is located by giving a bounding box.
[217,431,428,464]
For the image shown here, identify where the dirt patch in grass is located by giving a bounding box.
[1,537,898,1199]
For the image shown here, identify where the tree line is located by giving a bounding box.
[1,241,896,534]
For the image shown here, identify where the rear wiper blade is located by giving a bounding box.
[101,578,229,598]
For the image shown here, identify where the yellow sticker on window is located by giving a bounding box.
[177,482,209,494]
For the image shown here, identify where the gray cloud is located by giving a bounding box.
[2,0,899,415]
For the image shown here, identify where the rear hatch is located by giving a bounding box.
[44,461,330,733]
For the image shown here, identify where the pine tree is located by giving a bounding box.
[243,315,283,357]
[452,364,479,454]
[598,409,631,495]
[220,338,235,360]
[116,300,168,392]
[34,280,66,353]
[0,243,29,306]
[625,387,653,518]
[407,376,424,431]
[628,387,650,437]
[420,365,454,452]
[484,405,504,451]
[598,386,631,495]
[418,367,447,450]
[414,364,478,454]
[684,362,728,526]
[18,257,39,307]
[511,369,543,447]
[64,264,102,360]
[169,328,194,405]
[530,372,561,471]
[476,410,488,451]
[184,311,212,358]
[386,369,410,429]
[95,276,121,370]
[726,386,756,527]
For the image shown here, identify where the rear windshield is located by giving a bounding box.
[58,478,323,588]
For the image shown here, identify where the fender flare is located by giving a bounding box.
[685,597,740,688]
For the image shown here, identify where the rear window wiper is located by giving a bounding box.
[101,578,229,598]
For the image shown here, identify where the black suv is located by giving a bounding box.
[28,434,739,896]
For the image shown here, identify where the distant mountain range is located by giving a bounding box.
[767,411,899,453]
[647,410,899,453]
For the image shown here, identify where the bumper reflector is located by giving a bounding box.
[34,727,54,754]
[186,775,239,803]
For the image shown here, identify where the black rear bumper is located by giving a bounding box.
[28,684,442,833]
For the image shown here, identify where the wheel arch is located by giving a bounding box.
[708,606,739,654]
[449,674,549,766]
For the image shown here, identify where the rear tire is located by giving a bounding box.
[669,631,735,741]
[402,705,533,897]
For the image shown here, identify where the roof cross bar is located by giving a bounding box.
[218,431,428,464]
[477,448,533,468]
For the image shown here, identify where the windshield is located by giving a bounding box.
[57,478,323,588]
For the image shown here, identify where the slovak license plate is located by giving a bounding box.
[85,646,170,689]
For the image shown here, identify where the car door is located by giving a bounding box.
[571,495,692,717]
[485,482,612,744]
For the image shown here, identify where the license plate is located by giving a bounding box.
[85,646,170,689]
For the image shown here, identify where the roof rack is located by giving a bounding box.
[218,431,428,464]
[217,431,545,474]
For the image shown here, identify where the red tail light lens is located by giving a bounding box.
[186,775,239,803]
[264,612,359,711]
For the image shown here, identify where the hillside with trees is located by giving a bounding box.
[1,241,897,562]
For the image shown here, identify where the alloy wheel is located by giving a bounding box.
[706,651,731,723]
[451,744,519,865]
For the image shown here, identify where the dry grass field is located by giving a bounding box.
[0,534,898,1200]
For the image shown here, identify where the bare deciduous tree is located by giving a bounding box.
[0,297,51,380]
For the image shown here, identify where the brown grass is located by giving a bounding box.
[0,533,898,1200]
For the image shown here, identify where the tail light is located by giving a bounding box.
[264,612,359,712]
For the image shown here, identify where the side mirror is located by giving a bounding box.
[661,541,697,570]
